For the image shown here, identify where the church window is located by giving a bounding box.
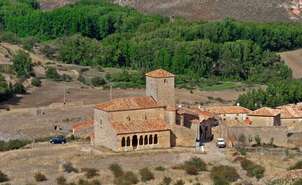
[126,136,130,146]
[154,134,158,144]
[139,136,143,145]
[164,79,167,83]
[127,116,131,121]
[121,137,125,147]
[149,135,153,144]
[144,135,148,145]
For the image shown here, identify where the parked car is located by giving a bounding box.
[49,135,66,144]
[216,138,226,148]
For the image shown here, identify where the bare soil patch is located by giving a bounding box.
[279,49,302,79]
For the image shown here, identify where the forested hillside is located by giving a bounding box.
[1,0,302,84]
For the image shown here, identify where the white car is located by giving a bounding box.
[216,138,226,148]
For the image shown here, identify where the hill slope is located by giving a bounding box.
[116,0,301,22]
[279,49,302,79]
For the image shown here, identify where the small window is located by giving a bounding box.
[164,79,167,83]
[139,136,143,145]
[149,135,153,144]
[144,114,147,120]
[126,137,130,146]
[121,137,125,147]
[144,135,148,145]
[154,134,158,144]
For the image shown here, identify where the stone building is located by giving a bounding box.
[92,69,218,151]
[276,105,302,132]
[247,107,281,126]
[201,105,251,121]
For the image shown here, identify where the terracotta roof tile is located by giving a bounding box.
[248,107,280,117]
[201,106,251,114]
[111,119,170,134]
[177,107,215,118]
[72,120,93,132]
[96,96,163,112]
[277,106,302,119]
[145,69,175,78]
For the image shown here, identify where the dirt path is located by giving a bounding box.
[279,49,302,79]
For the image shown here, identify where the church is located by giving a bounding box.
[93,69,218,151]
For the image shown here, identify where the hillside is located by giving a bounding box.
[116,0,302,22]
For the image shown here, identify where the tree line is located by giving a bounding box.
[1,0,302,83]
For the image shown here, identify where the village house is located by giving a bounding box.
[276,105,302,132]
[247,107,281,127]
[200,105,251,121]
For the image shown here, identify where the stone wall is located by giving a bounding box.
[110,107,165,123]
[220,113,247,121]
[288,132,302,147]
[282,118,302,132]
[220,124,289,147]
[248,115,280,126]
[94,109,118,150]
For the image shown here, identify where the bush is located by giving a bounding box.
[155,166,166,171]
[109,163,124,177]
[255,135,261,146]
[114,171,138,185]
[174,180,185,185]
[62,162,78,173]
[182,157,207,175]
[40,45,57,59]
[0,171,9,182]
[81,168,99,179]
[139,168,154,182]
[237,147,247,156]
[210,165,240,185]
[31,77,41,87]
[289,160,302,170]
[0,139,31,151]
[22,37,38,51]
[34,172,47,182]
[78,179,101,185]
[91,76,106,87]
[12,83,26,94]
[0,32,20,44]
[46,67,61,81]
[12,50,33,77]
[293,179,302,185]
[240,158,265,179]
[56,176,66,185]
[161,177,172,185]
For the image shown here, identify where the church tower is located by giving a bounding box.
[145,69,176,124]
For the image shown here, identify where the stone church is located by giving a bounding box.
[93,69,218,151]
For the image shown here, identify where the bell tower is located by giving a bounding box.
[145,69,176,124]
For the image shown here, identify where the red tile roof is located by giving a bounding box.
[244,118,253,125]
[111,119,170,134]
[96,96,163,112]
[248,107,280,117]
[201,106,251,114]
[145,69,175,78]
[72,120,94,132]
[177,107,215,118]
[277,106,302,119]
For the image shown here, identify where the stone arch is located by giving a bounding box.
[126,136,130,146]
[139,136,143,145]
[149,135,153,144]
[144,135,148,145]
[132,135,138,149]
[121,137,126,147]
[154,134,158,144]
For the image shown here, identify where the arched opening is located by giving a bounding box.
[139,136,143,145]
[149,135,153,144]
[154,134,158,144]
[144,135,148,145]
[126,136,130,146]
[121,137,125,147]
[132,135,138,149]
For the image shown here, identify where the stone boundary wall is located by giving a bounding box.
[221,125,289,147]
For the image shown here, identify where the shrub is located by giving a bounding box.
[210,165,240,185]
[0,32,20,44]
[254,135,261,146]
[139,168,154,182]
[237,147,247,156]
[78,179,101,185]
[12,50,33,77]
[81,168,99,179]
[12,83,26,94]
[56,176,66,185]
[289,160,302,170]
[161,177,172,185]
[22,37,38,51]
[91,76,106,87]
[240,158,265,179]
[0,139,31,151]
[183,157,207,175]
[293,179,302,185]
[34,172,47,182]
[0,171,9,182]
[62,162,78,173]
[46,67,61,81]
[114,171,138,185]
[109,163,124,177]
[174,180,185,185]
[155,166,166,171]
[31,77,41,87]
[40,45,57,59]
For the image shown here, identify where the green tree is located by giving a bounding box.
[12,50,32,77]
